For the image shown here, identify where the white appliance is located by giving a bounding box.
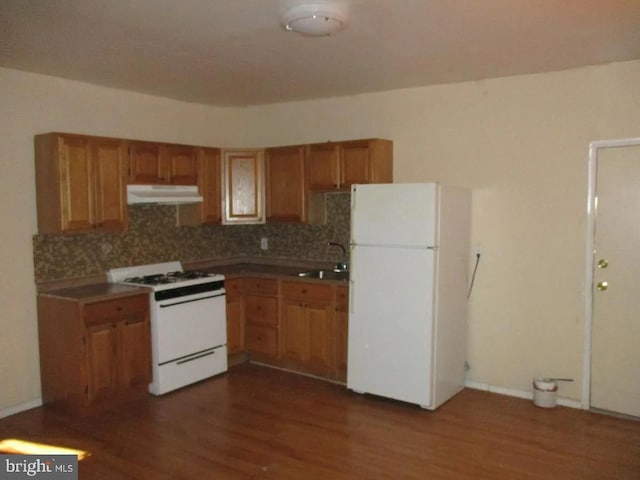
[347,183,471,410]
[127,184,203,205]
[108,261,227,395]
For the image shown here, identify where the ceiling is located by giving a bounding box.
[1,0,639,107]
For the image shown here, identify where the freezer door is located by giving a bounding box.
[351,183,438,247]
[347,245,436,407]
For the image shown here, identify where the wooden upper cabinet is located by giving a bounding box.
[128,142,198,185]
[197,147,222,224]
[307,139,393,191]
[222,149,265,224]
[265,145,306,223]
[58,135,94,232]
[93,138,129,231]
[35,133,128,234]
[128,141,163,184]
[307,142,341,191]
[177,147,222,226]
[163,144,198,185]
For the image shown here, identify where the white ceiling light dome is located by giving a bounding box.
[281,2,349,37]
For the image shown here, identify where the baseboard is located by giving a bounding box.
[0,398,43,419]
[464,380,583,409]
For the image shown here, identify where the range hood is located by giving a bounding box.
[127,184,203,205]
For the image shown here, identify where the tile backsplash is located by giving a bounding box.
[33,193,350,282]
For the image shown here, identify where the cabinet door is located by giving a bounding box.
[199,147,222,224]
[265,146,306,222]
[222,149,265,224]
[93,138,128,232]
[307,301,334,375]
[58,135,95,232]
[340,140,371,188]
[245,295,278,326]
[281,299,308,364]
[246,325,278,357]
[334,286,349,382]
[164,145,198,185]
[226,295,245,355]
[307,143,340,191]
[119,314,151,389]
[85,322,118,404]
[128,141,164,184]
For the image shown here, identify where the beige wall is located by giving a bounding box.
[2,60,639,413]
[0,67,248,414]
[241,60,640,401]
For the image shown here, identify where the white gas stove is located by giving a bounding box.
[108,261,228,395]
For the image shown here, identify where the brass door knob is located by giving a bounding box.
[597,259,609,269]
[597,281,608,291]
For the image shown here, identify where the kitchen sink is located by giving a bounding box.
[297,269,349,281]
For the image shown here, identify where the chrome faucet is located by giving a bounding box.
[327,241,348,272]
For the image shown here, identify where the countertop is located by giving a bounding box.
[200,262,349,285]
[37,259,348,300]
[38,283,151,302]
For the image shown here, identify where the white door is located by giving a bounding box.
[591,144,640,417]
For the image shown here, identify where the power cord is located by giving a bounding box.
[467,253,481,299]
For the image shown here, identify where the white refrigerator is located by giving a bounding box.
[347,182,471,410]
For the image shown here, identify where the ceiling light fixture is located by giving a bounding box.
[281,2,349,37]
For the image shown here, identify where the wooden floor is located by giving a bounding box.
[1,363,639,479]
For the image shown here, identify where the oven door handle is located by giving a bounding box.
[159,293,224,308]
[175,350,216,365]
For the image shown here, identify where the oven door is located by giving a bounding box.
[153,289,227,364]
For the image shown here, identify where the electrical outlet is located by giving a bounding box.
[472,244,484,257]
[260,237,268,250]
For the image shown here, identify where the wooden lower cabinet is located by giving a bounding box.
[334,286,349,382]
[225,278,245,355]
[38,291,151,416]
[245,325,279,358]
[243,278,279,362]
[280,281,334,377]
[224,275,348,382]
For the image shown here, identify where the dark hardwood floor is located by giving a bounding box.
[1,363,639,479]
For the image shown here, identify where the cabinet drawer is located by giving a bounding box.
[246,325,278,357]
[244,277,278,295]
[84,295,148,325]
[281,281,332,302]
[225,278,245,298]
[245,295,278,326]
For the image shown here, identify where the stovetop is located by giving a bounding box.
[124,270,214,286]
[108,262,224,290]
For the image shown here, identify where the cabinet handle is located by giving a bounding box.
[302,289,307,294]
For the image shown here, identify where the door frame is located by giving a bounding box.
[582,136,640,409]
